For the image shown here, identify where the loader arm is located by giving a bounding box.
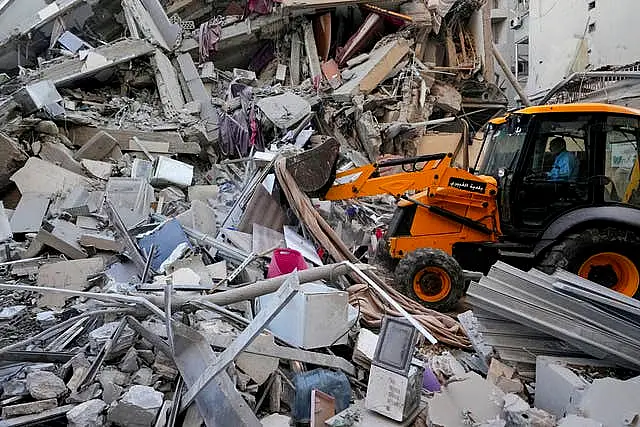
[324,153,454,200]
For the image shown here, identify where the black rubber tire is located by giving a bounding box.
[538,227,640,299]
[394,248,465,312]
[374,235,398,272]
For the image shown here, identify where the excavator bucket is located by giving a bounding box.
[285,136,340,197]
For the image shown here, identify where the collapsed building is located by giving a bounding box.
[0,0,637,426]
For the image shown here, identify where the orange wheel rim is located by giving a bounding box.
[413,267,452,302]
[578,252,639,297]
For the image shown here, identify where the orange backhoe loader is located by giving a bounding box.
[314,103,640,311]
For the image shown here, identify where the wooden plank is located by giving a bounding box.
[68,127,200,154]
[311,390,335,427]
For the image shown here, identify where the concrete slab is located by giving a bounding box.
[176,200,217,237]
[426,371,504,427]
[578,376,640,426]
[36,258,104,308]
[81,159,112,180]
[1,398,58,418]
[37,219,88,260]
[152,49,185,116]
[9,193,50,234]
[11,157,93,196]
[557,415,603,427]
[333,38,410,102]
[105,177,155,230]
[534,356,589,418]
[75,131,118,161]
[39,141,85,175]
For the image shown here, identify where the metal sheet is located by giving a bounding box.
[173,323,261,427]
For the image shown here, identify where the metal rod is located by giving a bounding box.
[0,308,133,355]
[0,283,167,320]
[492,43,532,107]
[142,262,359,310]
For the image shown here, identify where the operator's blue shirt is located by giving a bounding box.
[548,150,579,181]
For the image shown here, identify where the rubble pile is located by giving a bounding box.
[0,0,635,426]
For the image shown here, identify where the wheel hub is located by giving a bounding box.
[578,252,640,297]
[413,267,452,303]
[586,264,618,288]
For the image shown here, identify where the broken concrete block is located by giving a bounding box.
[102,382,124,405]
[11,157,93,196]
[257,92,311,130]
[26,371,68,400]
[0,132,28,191]
[153,351,178,380]
[67,399,107,427]
[65,355,91,394]
[79,232,124,252]
[75,131,118,161]
[13,80,63,115]
[119,348,140,373]
[426,372,504,427]
[10,193,50,234]
[236,333,279,386]
[534,357,589,418]
[37,258,104,308]
[502,393,555,427]
[0,305,27,320]
[333,38,410,102]
[432,81,462,113]
[1,398,58,418]
[152,49,185,116]
[176,199,217,236]
[58,187,91,217]
[577,376,640,427]
[81,159,112,180]
[106,177,155,230]
[39,141,86,175]
[1,379,29,398]
[132,367,154,387]
[37,219,88,259]
[188,185,219,202]
[487,358,524,394]
[355,110,382,162]
[107,385,163,427]
[260,413,292,427]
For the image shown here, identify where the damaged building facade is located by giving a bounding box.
[0,0,638,426]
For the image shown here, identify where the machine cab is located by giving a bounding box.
[477,104,640,240]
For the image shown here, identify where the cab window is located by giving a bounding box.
[478,115,530,178]
[604,116,640,204]
[524,116,589,183]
